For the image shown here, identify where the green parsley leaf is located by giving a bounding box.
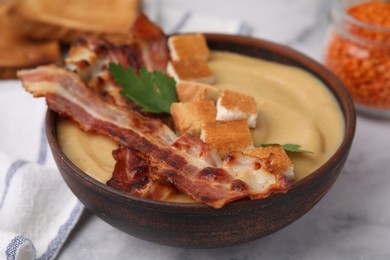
[281,144,313,154]
[109,63,177,114]
[260,143,313,154]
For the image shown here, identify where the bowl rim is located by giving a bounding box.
[46,33,356,210]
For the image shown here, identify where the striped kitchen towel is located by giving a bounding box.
[0,80,84,260]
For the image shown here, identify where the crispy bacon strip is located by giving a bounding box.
[65,13,169,106]
[108,147,177,200]
[65,36,141,107]
[65,13,168,77]
[18,66,291,208]
[20,66,176,146]
[129,13,170,73]
[65,37,144,84]
[172,133,222,167]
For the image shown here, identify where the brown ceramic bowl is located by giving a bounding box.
[46,34,356,248]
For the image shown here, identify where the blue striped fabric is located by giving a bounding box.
[0,117,46,210]
[6,236,35,260]
[37,203,83,260]
[0,160,28,210]
[1,118,83,260]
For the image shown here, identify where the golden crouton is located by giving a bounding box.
[176,81,221,102]
[201,119,254,157]
[167,59,215,84]
[170,101,216,136]
[216,89,258,128]
[168,33,211,61]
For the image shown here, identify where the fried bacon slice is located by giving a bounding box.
[65,36,141,107]
[65,37,143,83]
[129,13,170,73]
[65,13,169,77]
[172,133,222,167]
[20,66,176,145]
[108,147,177,200]
[19,66,292,208]
[65,13,169,106]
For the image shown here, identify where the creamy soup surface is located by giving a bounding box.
[58,51,345,202]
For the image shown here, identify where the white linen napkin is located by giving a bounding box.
[0,81,84,260]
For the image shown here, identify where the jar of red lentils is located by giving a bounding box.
[324,0,390,118]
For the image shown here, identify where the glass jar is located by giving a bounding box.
[324,0,390,118]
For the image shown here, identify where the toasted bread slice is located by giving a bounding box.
[216,89,258,128]
[7,0,139,43]
[171,101,216,136]
[0,3,60,79]
[167,59,215,84]
[201,119,254,157]
[176,81,221,102]
[168,33,211,61]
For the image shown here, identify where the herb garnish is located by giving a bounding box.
[261,143,313,154]
[109,63,177,114]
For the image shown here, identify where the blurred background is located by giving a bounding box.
[143,0,332,60]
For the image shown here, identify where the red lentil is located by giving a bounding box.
[324,1,390,111]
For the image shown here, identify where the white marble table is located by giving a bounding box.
[43,0,390,259]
